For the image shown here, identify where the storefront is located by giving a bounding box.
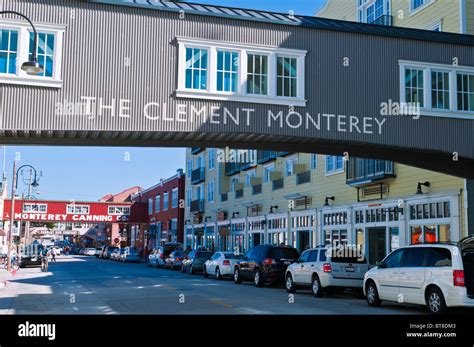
[321,192,461,265]
[231,218,246,253]
[267,213,288,247]
[217,220,231,251]
[204,222,216,252]
[290,210,316,252]
[247,216,265,249]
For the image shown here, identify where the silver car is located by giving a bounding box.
[203,251,246,280]
[120,247,140,263]
[285,246,369,297]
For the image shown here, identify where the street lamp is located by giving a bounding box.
[6,163,41,271]
[0,10,44,75]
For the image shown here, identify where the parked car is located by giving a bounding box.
[78,248,85,255]
[110,248,122,261]
[285,246,369,297]
[203,251,246,279]
[18,244,44,268]
[105,246,119,259]
[181,250,213,274]
[84,248,96,256]
[364,238,474,314]
[165,250,188,270]
[233,245,299,287]
[148,243,182,268]
[94,248,102,257]
[119,247,141,263]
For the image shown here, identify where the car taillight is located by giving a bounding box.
[223,260,231,266]
[160,254,164,259]
[323,263,332,273]
[176,257,182,261]
[453,270,465,287]
[263,258,276,265]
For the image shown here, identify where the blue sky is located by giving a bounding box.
[186,0,327,15]
[1,1,326,201]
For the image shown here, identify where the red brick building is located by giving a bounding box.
[131,169,185,250]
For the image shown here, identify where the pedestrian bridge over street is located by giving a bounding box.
[0,0,473,177]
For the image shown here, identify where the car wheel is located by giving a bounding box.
[285,273,296,293]
[366,281,382,307]
[181,265,185,273]
[215,267,222,280]
[426,287,447,314]
[234,267,242,284]
[254,268,264,287]
[203,266,208,278]
[311,275,323,298]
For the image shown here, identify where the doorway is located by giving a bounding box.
[368,227,386,265]
[297,230,309,252]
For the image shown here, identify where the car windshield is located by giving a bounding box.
[224,253,245,259]
[269,247,299,260]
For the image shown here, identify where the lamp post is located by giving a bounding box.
[0,10,44,75]
[6,163,41,271]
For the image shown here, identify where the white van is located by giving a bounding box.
[364,237,474,314]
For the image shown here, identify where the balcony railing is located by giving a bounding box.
[272,178,284,190]
[257,151,277,164]
[296,171,311,185]
[191,147,204,154]
[191,167,205,184]
[190,199,204,213]
[235,189,244,199]
[369,15,392,26]
[252,184,262,195]
[346,158,395,186]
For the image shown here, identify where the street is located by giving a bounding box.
[0,255,426,315]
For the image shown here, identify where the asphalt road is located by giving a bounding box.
[0,255,427,315]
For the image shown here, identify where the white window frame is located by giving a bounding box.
[23,203,48,213]
[187,188,192,207]
[208,148,215,170]
[148,198,153,215]
[285,155,298,177]
[264,163,275,183]
[155,195,161,213]
[426,20,442,31]
[208,180,215,203]
[176,37,306,107]
[163,192,169,211]
[66,204,89,214]
[0,20,64,88]
[325,155,345,175]
[311,153,318,171]
[409,0,436,16]
[108,206,131,215]
[246,169,256,187]
[357,0,391,23]
[399,60,474,119]
[172,187,179,209]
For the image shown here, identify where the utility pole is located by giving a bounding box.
[7,161,17,272]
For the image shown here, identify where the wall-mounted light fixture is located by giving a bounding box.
[416,181,430,195]
[324,196,335,207]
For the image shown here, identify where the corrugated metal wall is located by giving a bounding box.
[0,0,473,160]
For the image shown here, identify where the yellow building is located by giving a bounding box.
[183,0,472,264]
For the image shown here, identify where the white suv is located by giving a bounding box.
[364,237,474,314]
[285,246,369,297]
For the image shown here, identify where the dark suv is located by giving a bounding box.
[233,245,300,287]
